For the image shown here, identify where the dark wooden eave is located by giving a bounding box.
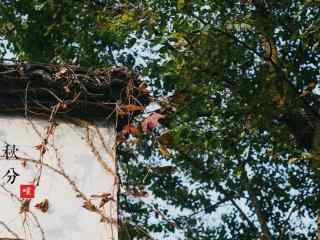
[0,62,149,124]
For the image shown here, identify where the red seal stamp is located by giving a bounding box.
[20,184,35,199]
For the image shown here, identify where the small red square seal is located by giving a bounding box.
[20,184,35,199]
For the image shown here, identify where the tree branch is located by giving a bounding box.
[214,183,258,231]
[241,163,272,240]
[188,197,230,217]
[278,205,298,240]
[229,198,257,230]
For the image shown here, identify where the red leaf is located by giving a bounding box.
[34,199,49,213]
[34,144,46,154]
[120,104,144,113]
[34,144,43,150]
[46,124,57,135]
[122,124,141,136]
[142,113,165,132]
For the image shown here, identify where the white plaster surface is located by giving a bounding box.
[0,116,118,240]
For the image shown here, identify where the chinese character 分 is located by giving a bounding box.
[2,143,19,159]
[2,168,20,184]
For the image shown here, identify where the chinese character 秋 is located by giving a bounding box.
[2,143,19,159]
[2,168,20,184]
[20,184,35,199]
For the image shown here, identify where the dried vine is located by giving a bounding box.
[0,59,150,239]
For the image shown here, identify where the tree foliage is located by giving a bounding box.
[1,0,320,239]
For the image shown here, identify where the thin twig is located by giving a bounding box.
[0,220,21,239]
[0,157,117,225]
[85,124,118,182]
[278,205,298,239]
[29,212,45,240]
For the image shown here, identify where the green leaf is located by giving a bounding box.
[177,0,185,10]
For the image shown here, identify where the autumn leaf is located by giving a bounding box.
[142,112,165,132]
[159,143,171,157]
[82,201,98,212]
[119,104,144,115]
[34,144,44,150]
[122,123,141,136]
[124,189,149,198]
[99,196,114,208]
[117,108,127,116]
[117,123,141,145]
[34,199,49,213]
[127,138,142,145]
[34,144,46,154]
[91,193,112,198]
[125,104,145,112]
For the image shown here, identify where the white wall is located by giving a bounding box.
[0,116,118,240]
